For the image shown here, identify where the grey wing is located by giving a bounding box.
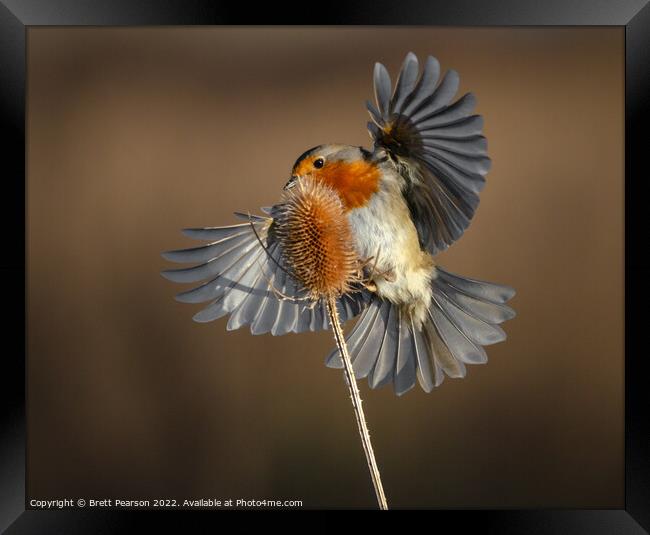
[161,209,369,334]
[367,52,491,255]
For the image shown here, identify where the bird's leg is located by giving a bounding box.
[359,246,395,292]
[358,247,384,292]
[357,257,378,292]
[377,268,396,282]
[364,281,378,293]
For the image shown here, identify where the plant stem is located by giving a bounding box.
[326,295,388,510]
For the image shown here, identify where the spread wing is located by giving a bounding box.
[161,209,370,335]
[366,52,491,255]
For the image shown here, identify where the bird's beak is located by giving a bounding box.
[284,175,298,191]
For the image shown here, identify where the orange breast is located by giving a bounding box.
[315,160,381,211]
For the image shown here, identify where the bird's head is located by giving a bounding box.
[285,144,381,211]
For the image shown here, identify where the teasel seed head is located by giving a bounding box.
[273,177,359,300]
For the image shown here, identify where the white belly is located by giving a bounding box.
[347,171,435,324]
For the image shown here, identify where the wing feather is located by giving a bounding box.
[367,53,491,254]
[162,209,369,334]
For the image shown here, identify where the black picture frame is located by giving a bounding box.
[2,1,648,531]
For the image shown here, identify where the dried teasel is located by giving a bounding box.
[272,177,360,300]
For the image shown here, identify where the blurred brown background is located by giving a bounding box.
[27,27,624,509]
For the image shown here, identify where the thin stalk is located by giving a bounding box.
[326,295,388,510]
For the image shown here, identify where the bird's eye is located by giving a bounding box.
[313,158,325,169]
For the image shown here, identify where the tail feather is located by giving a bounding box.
[394,312,418,396]
[433,288,506,345]
[325,266,516,395]
[428,300,488,365]
[368,305,399,389]
[343,302,383,380]
[436,281,515,324]
[351,300,389,379]
[344,302,378,354]
[423,316,467,378]
[436,267,515,304]
[326,298,386,378]
[412,316,435,392]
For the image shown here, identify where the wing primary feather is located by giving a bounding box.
[181,222,254,241]
[191,247,266,323]
[174,241,263,304]
[270,278,300,336]
[419,154,486,195]
[233,212,268,222]
[412,93,477,130]
[409,69,460,124]
[389,52,419,115]
[162,230,254,265]
[401,56,441,117]
[366,101,384,127]
[421,136,488,158]
[226,268,266,331]
[250,266,282,335]
[373,62,392,118]
[161,236,258,283]
[419,115,484,139]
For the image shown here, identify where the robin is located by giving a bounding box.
[162,52,515,396]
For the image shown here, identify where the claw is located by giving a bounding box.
[364,281,378,293]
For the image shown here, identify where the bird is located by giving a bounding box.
[161,52,516,397]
